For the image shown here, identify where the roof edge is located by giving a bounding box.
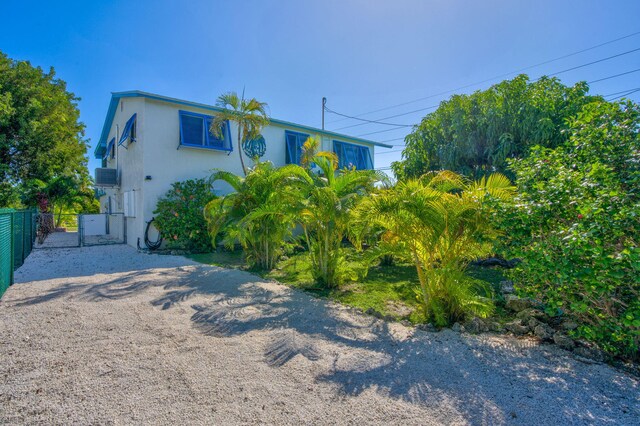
[94,90,394,157]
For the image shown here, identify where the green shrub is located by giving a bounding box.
[154,178,217,252]
[205,162,304,270]
[501,100,640,359]
[355,171,515,326]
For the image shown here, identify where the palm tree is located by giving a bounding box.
[293,153,383,288]
[205,162,307,270]
[210,91,269,175]
[354,171,514,325]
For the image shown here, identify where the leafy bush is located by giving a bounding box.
[355,171,514,326]
[154,178,217,252]
[294,154,382,288]
[501,100,640,358]
[205,162,303,270]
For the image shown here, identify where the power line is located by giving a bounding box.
[327,30,640,125]
[587,68,640,84]
[323,106,414,127]
[357,126,412,137]
[607,88,640,100]
[544,46,640,78]
[375,149,404,154]
[352,48,640,139]
[603,87,640,97]
[332,104,440,131]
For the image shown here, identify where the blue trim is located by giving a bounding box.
[333,140,373,170]
[178,110,232,152]
[94,91,391,158]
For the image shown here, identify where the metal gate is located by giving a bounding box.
[35,213,81,249]
[79,213,126,246]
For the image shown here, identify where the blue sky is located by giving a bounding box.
[2,0,640,174]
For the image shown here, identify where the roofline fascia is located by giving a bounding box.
[94,90,395,157]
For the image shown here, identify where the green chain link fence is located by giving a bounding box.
[0,208,37,298]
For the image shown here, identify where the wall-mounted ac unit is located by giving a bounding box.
[95,168,118,187]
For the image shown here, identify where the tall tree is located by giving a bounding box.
[0,51,90,207]
[210,91,269,176]
[392,75,599,180]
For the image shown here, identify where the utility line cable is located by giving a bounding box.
[607,88,640,100]
[346,67,640,134]
[587,68,640,84]
[357,127,412,137]
[333,104,440,131]
[603,87,640,97]
[323,106,414,127]
[327,30,640,125]
[543,47,640,78]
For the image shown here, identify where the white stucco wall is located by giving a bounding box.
[103,96,378,248]
[102,97,146,247]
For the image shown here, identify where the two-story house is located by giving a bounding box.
[93,91,391,248]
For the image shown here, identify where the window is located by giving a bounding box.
[104,137,115,160]
[285,130,310,165]
[119,114,137,146]
[333,141,373,170]
[179,110,232,151]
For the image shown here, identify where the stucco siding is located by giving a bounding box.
[101,96,378,248]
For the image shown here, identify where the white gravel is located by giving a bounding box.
[0,244,638,425]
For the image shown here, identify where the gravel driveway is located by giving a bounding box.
[0,245,637,425]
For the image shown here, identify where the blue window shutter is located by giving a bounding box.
[104,137,115,160]
[333,140,372,170]
[285,131,309,165]
[180,113,205,146]
[179,111,233,151]
[205,119,233,151]
[118,114,137,146]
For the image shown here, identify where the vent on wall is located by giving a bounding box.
[95,168,118,187]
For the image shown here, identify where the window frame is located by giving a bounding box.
[178,110,233,152]
[332,140,373,170]
[285,130,310,165]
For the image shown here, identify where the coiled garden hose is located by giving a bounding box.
[139,217,163,251]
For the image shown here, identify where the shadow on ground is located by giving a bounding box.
[9,246,639,425]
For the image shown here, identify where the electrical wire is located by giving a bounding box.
[345,67,640,135]
[376,149,404,154]
[587,68,640,84]
[603,87,640,97]
[327,31,640,125]
[323,106,414,127]
[607,88,640,100]
[357,127,412,137]
[543,46,640,78]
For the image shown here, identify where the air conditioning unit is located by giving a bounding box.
[95,168,118,187]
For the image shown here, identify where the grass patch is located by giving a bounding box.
[188,248,508,325]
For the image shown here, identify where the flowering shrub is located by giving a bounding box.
[154,178,217,252]
[499,100,640,359]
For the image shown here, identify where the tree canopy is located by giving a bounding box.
[0,50,89,207]
[392,75,600,180]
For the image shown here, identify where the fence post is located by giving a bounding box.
[78,214,83,247]
[22,210,27,266]
[9,212,14,286]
